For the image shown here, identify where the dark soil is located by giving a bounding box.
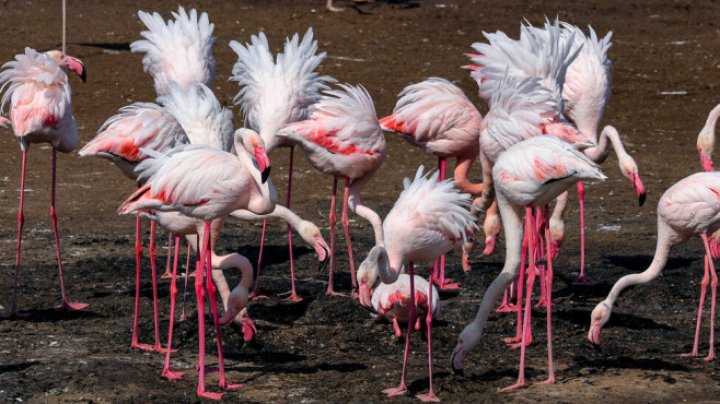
[1,0,720,402]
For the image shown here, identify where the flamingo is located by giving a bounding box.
[278,83,386,297]
[452,136,606,391]
[0,47,87,315]
[589,171,720,361]
[357,166,475,401]
[229,28,335,302]
[365,273,440,340]
[697,103,720,172]
[119,129,275,400]
[379,77,483,286]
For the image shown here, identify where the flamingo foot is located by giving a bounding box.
[434,278,461,291]
[704,352,716,362]
[283,292,303,303]
[131,342,155,352]
[184,271,196,278]
[56,301,89,311]
[678,352,699,358]
[162,368,184,380]
[417,391,441,402]
[383,385,408,397]
[534,297,550,308]
[495,302,517,313]
[153,344,175,354]
[325,289,347,298]
[498,380,525,393]
[535,375,556,386]
[197,390,224,400]
[573,276,599,286]
[508,336,533,349]
[161,272,173,280]
[220,380,245,390]
[249,291,269,301]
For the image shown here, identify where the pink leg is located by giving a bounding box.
[162,234,184,380]
[161,232,174,279]
[504,217,529,344]
[50,149,88,312]
[536,208,549,308]
[342,177,359,297]
[417,264,440,402]
[195,221,223,400]
[500,207,537,392]
[496,288,513,313]
[383,262,416,397]
[249,218,269,300]
[180,240,192,322]
[537,213,556,385]
[131,214,152,351]
[434,158,460,291]
[683,252,710,358]
[285,147,302,303]
[575,181,596,285]
[149,220,167,353]
[392,318,402,339]
[9,150,27,317]
[702,233,718,361]
[326,177,345,297]
[204,227,243,391]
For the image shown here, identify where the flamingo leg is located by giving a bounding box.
[162,234,184,380]
[50,148,88,311]
[249,218,269,300]
[536,207,549,308]
[383,262,416,397]
[161,232,174,279]
[180,239,192,322]
[537,205,556,385]
[195,221,223,400]
[342,177,358,297]
[504,216,528,345]
[9,150,27,316]
[204,227,242,391]
[327,177,345,297]
[500,206,536,392]
[702,232,718,361]
[575,181,597,285]
[683,251,710,358]
[434,157,460,291]
[496,288,513,313]
[149,220,167,353]
[285,147,302,302]
[417,265,440,402]
[131,213,153,351]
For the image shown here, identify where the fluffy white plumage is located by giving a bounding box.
[493,136,606,207]
[659,172,720,238]
[382,77,482,157]
[0,47,76,151]
[229,28,335,152]
[158,82,233,152]
[130,6,216,96]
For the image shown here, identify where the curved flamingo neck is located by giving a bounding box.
[698,104,720,171]
[348,173,384,245]
[583,125,628,165]
[453,153,484,196]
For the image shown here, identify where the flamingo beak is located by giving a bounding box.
[314,236,330,262]
[700,151,715,172]
[482,236,496,256]
[451,340,465,376]
[359,282,373,307]
[219,306,238,327]
[588,321,602,346]
[629,172,647,207]
[64,55,86,82]
[254,146,271,183]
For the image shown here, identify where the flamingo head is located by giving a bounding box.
[356,252,380,307]
[45,50,86,82]
[618,154,646,207]
[296,220,329,262]
[451,339,466,375]
[218,286,249,327]
[236,129,272,183]
[588,300,612,346]
[698,124,716,172]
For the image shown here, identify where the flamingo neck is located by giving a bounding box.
[348,174,384,245]
[453,153,484,196]
[583,125,628,164]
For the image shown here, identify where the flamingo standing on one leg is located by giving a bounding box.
[229,28,335,302]
[452,136,606,391]
[0,48,87,315]
[278,84,386,297]
[357,166,475,401]
[379,77,484,286]
[119,129,275,400]
[589,171,720,361]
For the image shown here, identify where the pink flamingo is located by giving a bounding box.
[697,103,720,172]
[229,28,335,302]
[453,136,606,391]
[365,273,440,340]
[278,84,386,297]
[0,48,87,315]
[119,129,274,400]
[379,77,483,286]
[589,171,720,361]
[357,166,475,401]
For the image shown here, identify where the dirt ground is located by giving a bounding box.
[2,0,720,402]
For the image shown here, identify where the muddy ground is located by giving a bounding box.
[1,0,720,402]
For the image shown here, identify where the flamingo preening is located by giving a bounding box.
[0,47,87,315]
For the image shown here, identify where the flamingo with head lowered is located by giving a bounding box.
[0,47,87,315]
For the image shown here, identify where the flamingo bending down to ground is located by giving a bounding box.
[589,171,720,361]
[119,130,275,400]
[357,166,475,401]
[278,84,386,297]
[452,136,606,391]
[0,48,87,315]
[79,102,184,351]
[380,77,484,286]
[367,273,440,339]
[230,28,335,301]
[697,103,720,172]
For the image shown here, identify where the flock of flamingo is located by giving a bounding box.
[3,5,720,402]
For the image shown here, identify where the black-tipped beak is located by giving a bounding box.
[451,351,464,376]
[638,192,646,207]
[80,67,87,83]
[261,167,271,184]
